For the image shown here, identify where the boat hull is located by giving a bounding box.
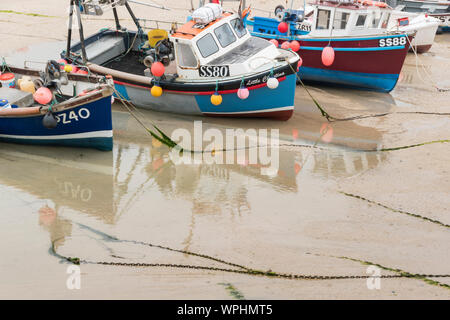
[251,31,410,92]
[0,96,113,151]
[108,65,298,121]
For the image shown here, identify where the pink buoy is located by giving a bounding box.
[281,41,290,50]
[269,39,279,47]
[57,59,67,70]
[151,62,165,77]
[321,46,335,67]
[237,87,249,100]
[278,22,289,34]
[33,87,53,105]
[290,40,300,52]
[70,65,79,73]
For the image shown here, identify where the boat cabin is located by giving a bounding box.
[309,0,392,37]
[169,5,282,80]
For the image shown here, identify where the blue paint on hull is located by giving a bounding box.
[0,137,113,151]
[0,96,113,151]
[298,67,399,93]
[195,74,297,114]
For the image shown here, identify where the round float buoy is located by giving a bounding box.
[57,59,67,70]
[76,69,89,75]
[34,87,53,105]
[211,93,223,106]
[321,46,335,67]
[151,85,163,97]
[267,77,279,89]
[237,87,249,100]
[64,64,73,73]
[42,110,58,129]
[297,57,303,71]
[269,39,279,47]
[278,22,288,33]
[151,62,165,77]
[281,41,290,50]
[290,40,300,52]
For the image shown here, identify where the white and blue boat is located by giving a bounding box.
[62,1,300,120]
[0,64,114,151]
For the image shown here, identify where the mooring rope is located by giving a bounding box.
[50,223,450,284]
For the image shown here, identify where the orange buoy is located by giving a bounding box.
[290,40,300,52]
[278,22,288,33]
[281,41,291,50]
[151,62,165,77]
[321,46,335,67]
[34,87,53,105]
[269,39,279,47]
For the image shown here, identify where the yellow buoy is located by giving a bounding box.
[64,64,73,73]
[211,93,222,106]
[151,85,163,97]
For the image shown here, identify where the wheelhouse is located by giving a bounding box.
[310,0,392,37]
[170,10,284,80]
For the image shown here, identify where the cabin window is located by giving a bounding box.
[370,12,382,28]
[333,11,349,30]
[214,23,237,48]
[316,9,331,30]
[231,18,248,38]
[176,43,198,68]
[380,13,390,28]
[197,33,219,58]
[355,14,367,27]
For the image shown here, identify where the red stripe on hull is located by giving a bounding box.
[273,37,412,75]
[203,109,293,121]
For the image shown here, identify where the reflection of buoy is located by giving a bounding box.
[281,41,290,50]
[321,46,335,67]
[269,39,279,47]
[267,77,279,89]
[278,22,288,33]
[151,62,165,77]
[237,87,249,100]
[320,123,334,143]
[151,85,163,97]
[290,40,300,52]
[211,93,223,106]
[292,129,299,140]
[34,87,53,105]
[152,137,162,148]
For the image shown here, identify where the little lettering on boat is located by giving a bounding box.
[63,0,300,120]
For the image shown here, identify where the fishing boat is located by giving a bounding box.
[0,61,114,151]
[245,0,414,92]
[62,0,300,121]
[385,0,450,32]
[388,10,440,53]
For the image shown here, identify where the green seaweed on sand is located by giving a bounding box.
[219,283,245,300]
[337,256,450,290]
[0,10,58,18]
[339,191,450,229]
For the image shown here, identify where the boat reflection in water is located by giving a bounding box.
[0,106,388,253]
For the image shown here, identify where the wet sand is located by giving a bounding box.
[0,1,449,299]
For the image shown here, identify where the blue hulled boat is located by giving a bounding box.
[0,64,114,151]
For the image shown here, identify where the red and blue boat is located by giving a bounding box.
[245,0,413,92]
